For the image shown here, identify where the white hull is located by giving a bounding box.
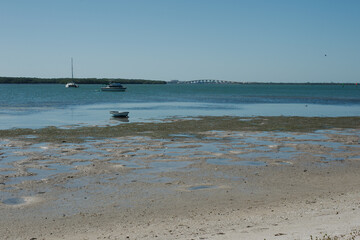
[65,82,79,88]
[101,83,126,92]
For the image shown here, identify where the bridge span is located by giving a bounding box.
[170,79,238,84]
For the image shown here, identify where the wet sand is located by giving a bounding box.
[0,117,360,239]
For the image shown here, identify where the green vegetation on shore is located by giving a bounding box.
[0,116,359,143]
[0,77,166,84]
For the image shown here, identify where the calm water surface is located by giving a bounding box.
[0,84,359,129]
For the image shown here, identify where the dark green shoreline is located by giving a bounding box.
[0,116,359,143]
[0,77,166,84]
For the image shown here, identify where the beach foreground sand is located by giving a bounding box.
[0,117,359,239]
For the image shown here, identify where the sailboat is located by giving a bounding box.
[65,58,79,88]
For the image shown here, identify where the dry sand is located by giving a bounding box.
[0,127,360,240]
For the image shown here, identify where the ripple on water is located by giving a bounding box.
[110,159,143,168]
[0,160,16,169]
[169,134,196,138]
[314,154,346,162]
[166,142,233,154]
[6,163,77,185]
[2,197,25,205]
[71,161,92,166]
[21,135,38,139]
[274,132,329,141]
[188,185,216,191]
[63,153,101,161]
[0,154,27,164]
[0,170,17,175]
[348,155,360,160]
[134,160,193,174]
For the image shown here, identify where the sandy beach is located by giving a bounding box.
[0,117,359,240]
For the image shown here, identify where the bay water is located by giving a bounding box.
[0,83,359,129]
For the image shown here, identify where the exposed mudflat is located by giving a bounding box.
[0,117,360,239]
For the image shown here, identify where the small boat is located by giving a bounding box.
[65,58,79,88]
[65,82,79,88]
[110,111,129,118]
[101,83,126,92]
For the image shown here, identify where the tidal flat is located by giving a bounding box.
[1,116,359,143]
[0,116,359,240]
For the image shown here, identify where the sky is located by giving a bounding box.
[0,0,359,83]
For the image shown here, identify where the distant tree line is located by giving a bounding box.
[0,77,166,84]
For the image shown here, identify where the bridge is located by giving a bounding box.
[172,79,237,84]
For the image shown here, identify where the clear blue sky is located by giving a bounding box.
[0,0,359,82]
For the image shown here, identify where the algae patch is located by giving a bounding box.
[0,116,359,143]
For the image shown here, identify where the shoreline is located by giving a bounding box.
[0,78,358,85]
[0,117,359,239]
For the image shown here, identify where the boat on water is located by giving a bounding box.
[65,58,79,88]
[101,83,126,92]
[65,82,79,88]
[110,111,129,118]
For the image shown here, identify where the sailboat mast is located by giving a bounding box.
[71,58,74,79]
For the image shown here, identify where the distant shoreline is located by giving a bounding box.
[0,77,166,84]
[0,77,358,85]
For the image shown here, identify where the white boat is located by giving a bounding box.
[110,111,129,118]
[65,82,79,88]
[101,83,126,92]
[65,58,79,88]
